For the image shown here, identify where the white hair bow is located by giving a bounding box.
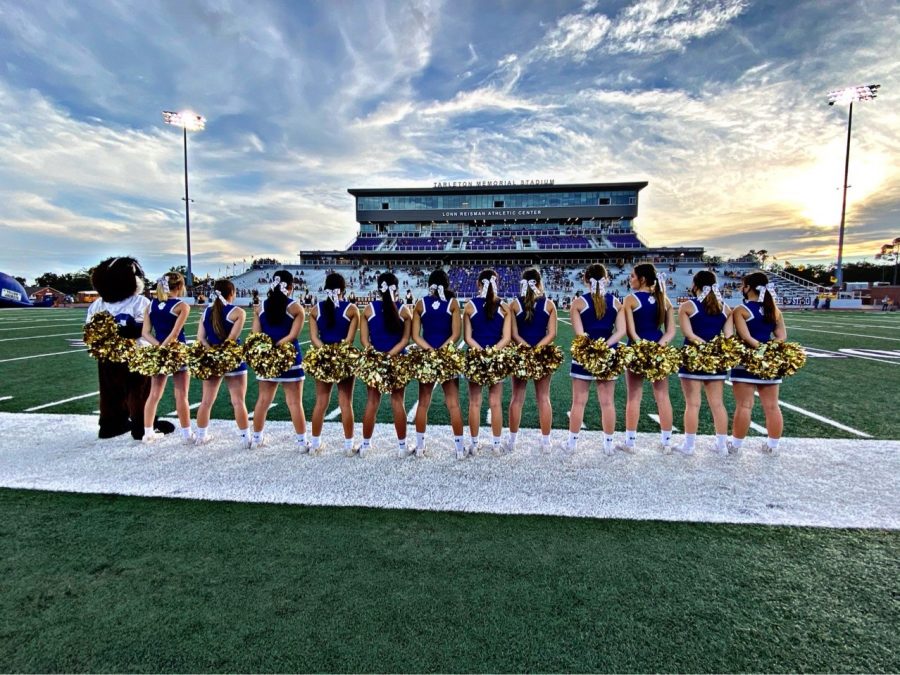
[697,284,723,303]
[589,277,607,294]
[324,288,339,304]
[520,279,539,296]
[656,272,668,288]
[380,281,398,301]
[429,284,446,301]
[479,276,498,298]
[270,276,289,296]
[213,290,226,303]
[757,283,777,302]
[157,276,170,294]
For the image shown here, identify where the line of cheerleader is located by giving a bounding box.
[119,263,797,458]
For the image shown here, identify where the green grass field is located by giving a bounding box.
[1,306,898,438]
[1,489,897,673]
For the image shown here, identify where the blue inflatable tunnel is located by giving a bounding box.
[0,272,33,307]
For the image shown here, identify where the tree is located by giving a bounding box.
[34,270,92,295]
[14,276,27,287]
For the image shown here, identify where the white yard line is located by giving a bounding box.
[406,401,419,422]
[725,382,872,438]
[25,391,99,412]
[788,326,900,342]
[247,402,277,420]
[788,319,900,330]
[647,414,679,431]
[0,321,87,332]
[749,421,768,435]
[0,332,82,342]
[165,402,202,417]
[325,407,342,420]
[0,349,87,363]
[0,396,13,402]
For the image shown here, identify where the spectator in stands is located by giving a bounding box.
[621,263,676,452]
[675,271,732,455]
[813,295,820,310]
[405,288,414,306]
[567,264,626,454]
[881,295,890,311]
[308,272,360,455]
[507,268,558,453]
[251,289,260,307]
[359,272,412,457]
[411,270,466,459]
[463,269,512,456]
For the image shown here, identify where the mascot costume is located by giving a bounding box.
[86,256,175,439]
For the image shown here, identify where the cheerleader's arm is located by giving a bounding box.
[733,307,758,347]
[463,304,481,350]
[141,312,160,346]
[659,300,676,346]
[388,306,412,356]
[345,304,360,344]
[679,301,702,344]
[622,295,638,342]
[608,303,627,346]
[722,306,735,338]
[496,303,513,349]
[535,299,557,347]
[360,304,372,349]
[226,307,246,342]
[570,297,586,336]
[773,311,787,342]
[411,299,431,350]
[444,297,462,348]
[308,304,323,348]
[277,303,304,346]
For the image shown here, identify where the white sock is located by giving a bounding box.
[603,434,615,452]
[508,431,518,446]
[238,427,248,438]
[731,437,744,449]
[398,438,407,450]
[567,432,579,449]
[661,429,673,446]
[304,431,310,444]
[492,435,502,447]
[416,432,425,449]
[343,437,354,451]
[295,433,307,444]
[682,433,696,450]
[766,437,780,450]
[311,436,321,449]
[541,434,551,447]
[715,434,728,450]
[195,426,208,440]
[252,431,263,444]
[180,426,191,439]
[467,434,478,448]
[453,436,464,451]
[625,429,637,446]
[143,426,153,438]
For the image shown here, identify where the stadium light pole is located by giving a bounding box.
[162,110,206,289]
[826,84,879,291]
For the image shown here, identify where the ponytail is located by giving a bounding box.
[743,271,778,324]
[762,290,777,324]
[322,272,346,329]
[585,263,607,319]
[521,268,542,323]
[377,272,403,334]
[478,269,499,321]
[693,270,722,315]
[211,279,234,340]
[264,270,293,326]
[155,271,184,303]
[634,262,667,328]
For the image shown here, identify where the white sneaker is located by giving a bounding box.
[240,435,252,450]
[673,444,694,456]
[141,431,163,444]
[603,443,615,456]
[250,434,265,449]
[194,434,212,446]
[344,444,359,457]
[296,438,311,453]
[309,443,323,456]
[762,443,778,456]
[492,443,503,456]
[540,442,552,455]
[467,443,479,457]
[660,442,673,454]
[714,443,728,456]
[397,445,413,459]
[455,447,466,460]
[181,432,195,445]
[502,440,516,455]
[615,442,635,454]
[358,443,370,458]
[415,445,425,459]
[726,441,740,455]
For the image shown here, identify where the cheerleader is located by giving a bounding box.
[140,272,192,443]
[359,271,412,457]
[194,279,250,446]
[621,262,676,452]
[463,269,512,456]
[508,268,558,453]
[675,271,732,455]
[411,269,464,458]
[730,272,787,454]
[250,271,308,450]
[308,272,360,455]
[568,264,626,454]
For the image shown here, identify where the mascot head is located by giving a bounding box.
[91,256,145,303]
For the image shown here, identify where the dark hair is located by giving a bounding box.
[211,279,235,340]
[633,262,667,327]
[427,269,455,299]
[376,271,403,334]
[521,268,542,323]
[478,268,499,321]
[693,270,722,315]
[743,271,777,324]
[264,270,294,326]
[322,272,346,328]
[584,263,607,319]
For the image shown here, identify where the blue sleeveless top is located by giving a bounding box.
[682,298,727,345]
[420,296,455,348]
[259,299,302,369]
[741,300,777,343]
[515,296,551,347]
[579,293,617,342]
[201,302,247,375]
[368,300,406,353]
[316,299,353,345]
[149,298,186,343]
[630,291,664,342]
[468,297,505,348]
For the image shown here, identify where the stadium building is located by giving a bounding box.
[299,181,705,296]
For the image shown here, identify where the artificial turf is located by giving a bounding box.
[1,488,897,673]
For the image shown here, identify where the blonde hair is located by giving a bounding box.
[156,272,185,302]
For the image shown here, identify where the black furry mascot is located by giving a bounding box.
[87,256,175,439]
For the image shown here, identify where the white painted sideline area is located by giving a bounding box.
[0,412,896,530]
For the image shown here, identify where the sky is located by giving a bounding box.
[0,0,897,282]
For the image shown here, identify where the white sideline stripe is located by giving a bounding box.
[810,346,900,366]
[789,326,900,342]
[0,396,13,402]
[790,319,900,330]
[25,391,99,411]
[0,321,86,332]
[485,408,491,424]
[749,421,768,435]
[648,414,678,431]
[0,349,87,363]
[565,410,587,430]
[725,382,872,438]
[165,402,202,416]
[247,402,277,420]
[406,401,418,422]
[0,332,82,342]
[325,407,342,420]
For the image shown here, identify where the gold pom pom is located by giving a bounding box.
[742,340,807,379]
[83,311,138,363]
[464,345,514,386]
[243,333,297,379]
[570,334,627,379]
[355,347,409,393]
[130,342,189,376]
[304,342,360,383]
[510,344,563,380]
[624,339,681,381]
[406,344,466,383]
[186,340,244,379]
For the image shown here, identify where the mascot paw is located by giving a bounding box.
[99,419,132,439]
[153,419,176,435]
